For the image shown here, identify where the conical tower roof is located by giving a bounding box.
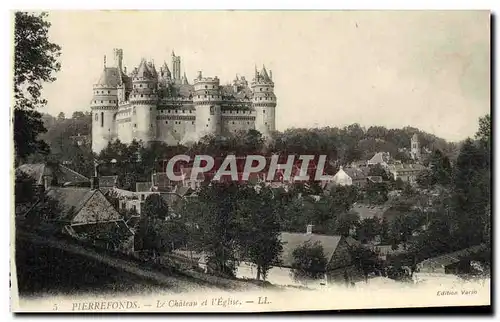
[96,67,121,87]
[135,59,154,79]
[260,65,271,82]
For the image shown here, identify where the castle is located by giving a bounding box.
[90,48,277,153]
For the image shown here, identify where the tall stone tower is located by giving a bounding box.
[129,59,158,144]
[251,65,276,139]
[193,71,221,139]
[411,133,421,160]
[171,50,181,81]
[91,56,119,154]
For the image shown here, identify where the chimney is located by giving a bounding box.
[91,176,99,190]
[197,71,202,80]
[306,224,314,234]
[43,176,51,191]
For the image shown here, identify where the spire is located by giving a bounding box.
[172,50,175,57]
[260,65,270,81]
[104,55,107,68]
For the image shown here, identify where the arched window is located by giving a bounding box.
[95,113,98,121]
[101,112,104,127]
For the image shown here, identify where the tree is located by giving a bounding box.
[291,241,328,282]
[57,112,65,120]
[235,186,283,280]
[351,245,383,281]
[14,12,61,163]
[142,194,169,220]
[179,183,242,277]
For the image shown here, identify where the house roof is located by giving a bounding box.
[136,181,152,192]
[351,203,390,220]
[40,187,96,222]
[343,166,370,180]
[16,163,90,186]
[279,232,342,268]
[387,163,426,172]
[368,152,390,164]
[418,244,489,269]
[99,175,118,188]
[71,220,133,238]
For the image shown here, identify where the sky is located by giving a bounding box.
[41,10,490,142]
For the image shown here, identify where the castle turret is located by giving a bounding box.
[91,56,119,153]
[129,59,158,144]
[251,65,276,139]
[193,71,221,139]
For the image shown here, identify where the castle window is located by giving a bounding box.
[108,90,110,94]
[263,110,266,113]
[101,100,103,103]
[182,110,185,113]
[141,94,143,97]
[232,122,235,125]
[176,110,178,113]
[265,122,268,125]
[192,121,195,125]
[206,124,208,127]
[134,124,137,128]
[134,85,136,88]
[168,110,170,113]
[247,122,250,124]
[95,114,98,121]
[101,112,104,127]
[205,85,207,89]
[260,88,262,91]
[197,95,200,99]
[208,118,210,121]
[166,121,168,124]
[140,84,143,88]
[204,95,207,98]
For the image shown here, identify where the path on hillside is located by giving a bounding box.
[15,230,261,296]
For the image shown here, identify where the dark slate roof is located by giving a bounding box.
[135,59,154,79]
[16,163,90,186]
[418,244,489,269]
[71,220,133,238]
[43,187,96,222]
[279,232,342,268]
[96,67,122,87]
[344,166,370,180]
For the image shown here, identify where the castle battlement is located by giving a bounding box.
[90,48,277,153]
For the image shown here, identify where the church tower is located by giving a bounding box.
[251,65,276,139]
[411,133,421,160]
[91,56,119,154]
[129,59,158,144]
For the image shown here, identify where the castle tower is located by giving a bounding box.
[411,133,421,160]
[171,50,181,81]
[113,48,127,103]
[251,65,277,139]
[193,70,221,139]
[91,56,119,153]
[129,59,158,144]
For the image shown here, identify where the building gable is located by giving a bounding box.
[72,190,123,225]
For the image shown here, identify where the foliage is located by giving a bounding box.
[142,194,169,220]
[351,245,383,280]
[291,241,328,281]
[235,186,283,280]
[14,12,61,163]
[14,170,38,205]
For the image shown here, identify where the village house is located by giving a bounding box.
[25,185,135,254]
[386,163,426,184]
[367,152,391,167]
[325,165,376,189]
[235,226,362,288]
[416,244,489,275]
[16,163,90,190]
